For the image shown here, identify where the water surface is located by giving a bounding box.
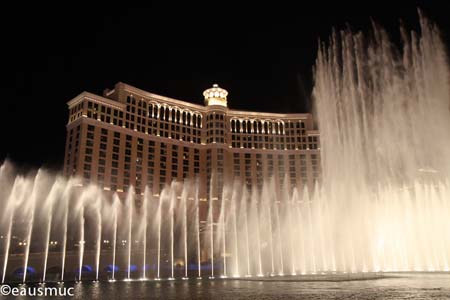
[5,273,449,300]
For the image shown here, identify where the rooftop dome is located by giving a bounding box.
[203,84,228,107]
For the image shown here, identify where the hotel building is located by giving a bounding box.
[63,82,320,203]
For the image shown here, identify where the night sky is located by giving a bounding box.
[1,1,449,170]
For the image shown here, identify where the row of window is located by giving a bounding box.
[82,125,205,192]
[230,119,306,135]
[70,101,318,150]
[126,96,202,127]
[231,135,319,150]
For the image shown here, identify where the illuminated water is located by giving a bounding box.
[313,12,450,273]
[7,273,450,299]
[0,13,450,290]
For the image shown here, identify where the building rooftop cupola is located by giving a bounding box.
[203,84,228,107]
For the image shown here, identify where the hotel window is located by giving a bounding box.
[234,157,239,164]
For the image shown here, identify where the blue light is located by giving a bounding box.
[12,266,36,278]
[76,265,94,274]
[129,265,138,272]
[105,265,119,273]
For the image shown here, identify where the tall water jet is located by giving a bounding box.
[263,182,275,275]
[2,215,13,284]
[23,172,40,283]
[60,181,71,282]
[231,183,239,277]
[156,190,163,279]
[42,211,52,283]
[306,198,316,274]
[195,185,201,278]
[274,190,284,275]
[250,191,263,276]
[169,185,175,279]
[296,189,307,274]
[126,188,133,280]
[1,176,22,284]
[42,179,62,282]
[111,194,119,281]
[142,188,148,279]
[208,194,215,278]
[78,205,85,281]
[241,189,251,276]
[219,190,227,277]
[95,200,102,281]
[181,185,188,279]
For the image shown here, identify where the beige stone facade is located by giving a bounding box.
[64,82,320,204]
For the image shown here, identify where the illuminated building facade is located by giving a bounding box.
[64,82,320,202]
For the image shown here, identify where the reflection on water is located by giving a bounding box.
[8,273,450,300]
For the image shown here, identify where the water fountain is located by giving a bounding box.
[313,11,450,273]
[195,184,202,279]
[141,188,148,280]
[1,12,450,284]
[95,202,102,281]
[126,188,133,280]
[111,194,119,281]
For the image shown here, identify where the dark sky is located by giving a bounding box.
[1,1,449,170]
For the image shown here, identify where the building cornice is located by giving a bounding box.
[118,82,207,112]
[67,92,126,110]
[227,109,311,119]
[116,82,311,119]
